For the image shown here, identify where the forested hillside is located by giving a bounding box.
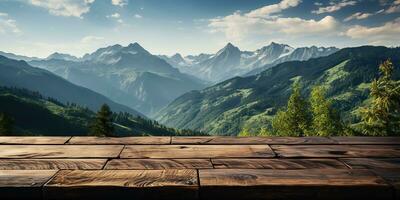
[156,46,400,135]
[0,87,203,136]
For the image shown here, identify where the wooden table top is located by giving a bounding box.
[0,136,399,200]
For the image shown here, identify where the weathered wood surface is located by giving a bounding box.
[331,137,400,144]
[0,170,58,200]
[0,136,71,144]
[44,169,198,200]
[0,145,124,158]
[68,136,171,145]
[271,144,400,158]
[172,136,336,144]
[0,159,107,170]
[0,136,398,200]
[341,158,400,169]
[199,169,392,200]
[212,158,347,169]
[120,145,275,158]
[105,159,213,169]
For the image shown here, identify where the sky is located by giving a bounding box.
[0,0,399,58]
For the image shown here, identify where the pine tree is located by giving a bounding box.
[361,60,400,136]
[90,104,115,137]
[272,83,311,136]
[0,113,14,135]
[309,86,342,136]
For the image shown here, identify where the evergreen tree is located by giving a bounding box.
[272,83,311,136]
[0,113,14,135]
[309,86,343,136]
[90,104,114,137]
[361,60,400,136]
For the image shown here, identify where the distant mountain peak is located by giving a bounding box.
[217,42,241,56]
[46,52,79,61]
[124,42,149,54]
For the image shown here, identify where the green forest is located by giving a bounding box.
[239,59,400,137]
[0,87,205,136]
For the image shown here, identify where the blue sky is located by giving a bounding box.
[0,0,399,57]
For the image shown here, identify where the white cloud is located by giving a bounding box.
[134,14,142,19]
[208,0,339,42]
[81,35,104,43]
[29,0,95,18]
[246,0,301,17]
[106,12,123,23]
[107,12,120,18]
[312,0,356,14]
[111,0,128,7]
[385,0,400,13]
[0,13,21,34]
[344,12,373,21]
[345,18,400,45]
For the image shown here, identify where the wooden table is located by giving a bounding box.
[0,136,399,200]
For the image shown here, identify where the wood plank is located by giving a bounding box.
[0,159,107,170]
[0,145,124,158]
[120,145,274,159]
[0,136,70,144]
[373,169,400,200]
[105,159,213,169]
[331,137,400,144]
[0,170,58,200]
[44,169,198,200]
[68,136,170,145]
[341,158,400,169]
[271,145,400,158]
[199,169,392,200]
[172,136,336,144]
[212,158,347,169]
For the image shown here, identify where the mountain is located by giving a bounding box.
[245,46,339,76]
[47,52,80,62]
[0,55,143,117]
[29,43,206,116]
[0,87,201,136]
[160,42,338,83]
[155,46,400,135]
[0,51,40,61]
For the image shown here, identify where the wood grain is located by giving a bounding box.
[0,145,124,158]
[199,169,392,200]
[120,145,274,159]
[0,137,70,144]
[44,169,198,200]
[372,169,400,200]
[0,170,58,200]
[331,137,400,144]
[0,159,107,170]
[105,159,213,169]
[68,136,170,145]
[271,145,400,158]
[212,158,347,169]
[172,136,335,144]
[341,158,400,169]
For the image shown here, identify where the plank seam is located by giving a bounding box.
[64,136,73,144]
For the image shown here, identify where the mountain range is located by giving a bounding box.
[155,46,400,135]
[0,55,143,117]
[28,43,206,116]
[160,42,339,82]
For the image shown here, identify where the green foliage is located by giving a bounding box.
[90,104,114,137]
[271,83,311,136]
[157,46,400,135]
[360,60,400,136]
[309,86,343,136]
[0,113,14,135]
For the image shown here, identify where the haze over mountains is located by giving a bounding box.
[160,42,339,82]
[29,43,206,116]
[0,55,143,117]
